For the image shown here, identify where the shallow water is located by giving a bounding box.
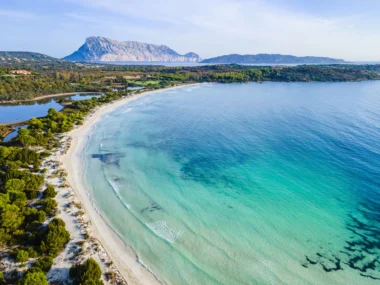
[84,82,380,284]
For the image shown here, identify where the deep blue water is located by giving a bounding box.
[84,82,380,284]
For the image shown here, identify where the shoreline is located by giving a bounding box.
[57,83,202,284]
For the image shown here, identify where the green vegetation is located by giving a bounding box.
[40,218,70,256]
[1,62,380,102]
[0,125,13,142]
[132,80,160,86]
[32,256,54,273]
[0,82,123,282]
[44,184,57,198]
[2,58,380,283]
[70,258,103,285]
[16,249,29,263]
[17,268,48,285]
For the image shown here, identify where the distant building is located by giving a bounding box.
[10,70,31,75]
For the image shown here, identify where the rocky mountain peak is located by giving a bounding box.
[64,37,202,62]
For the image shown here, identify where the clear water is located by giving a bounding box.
[3,125,27,142]
[83,82,380,284]
[0,94,100,124]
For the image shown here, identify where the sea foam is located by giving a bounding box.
[147,221,181,243]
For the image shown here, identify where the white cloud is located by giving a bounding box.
[62,0,380,61]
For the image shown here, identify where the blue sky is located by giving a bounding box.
[1,0,380,61]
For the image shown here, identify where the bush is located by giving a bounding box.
[33,256,53,272]
[44,185,57,198]
[25,189,38,200]
[4,179,26,192]
[0,272,5,285]
[40,218,70,257]
[16,249,29,263]
[69,258,103,285]
[17,267,48,285]
[40,198,58,216]
[26,247,38,258]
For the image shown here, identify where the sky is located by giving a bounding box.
[1,0,380,61]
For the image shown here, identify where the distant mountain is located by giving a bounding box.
[0,51,64,64]
[202,54,346,64]
[64,37,202,62]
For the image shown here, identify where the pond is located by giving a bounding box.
[3,125,27,142]
[127,86,145,90]
[0,93,100,124]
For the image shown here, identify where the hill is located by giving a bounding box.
[202,54,346,64]
[0,51,64,64]
[64,36,202,62]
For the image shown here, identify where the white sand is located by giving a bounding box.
[54,84,200,284]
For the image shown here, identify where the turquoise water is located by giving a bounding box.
[83,82,380,284]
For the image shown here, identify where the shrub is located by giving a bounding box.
[40,218,70,257]
[17,267,48,285]
[33,256,53,272]
[16,249,29,263]
[69,258,103,285]
[4,179,26,192]
[26,247,38,258]
[44,185,57,199]
[25,189,38,200]
[0,272,5,285]
[40,198,58,216]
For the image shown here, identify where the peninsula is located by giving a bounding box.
[201,53,346,64]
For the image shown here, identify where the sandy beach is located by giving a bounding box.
[52,84,199,284]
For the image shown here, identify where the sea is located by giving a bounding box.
[83,82,380,284]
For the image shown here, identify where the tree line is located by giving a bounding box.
[1,64,380,101]
[0,90,130,283]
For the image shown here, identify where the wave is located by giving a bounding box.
[147,221,181,243]
[122,107,133,114]
[136,257,164,285]
[106,177,131,209]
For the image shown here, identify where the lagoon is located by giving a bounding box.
[0,93,100,124]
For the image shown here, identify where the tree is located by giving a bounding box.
[17,268,48,285]
[0,204,24,233]
[24,208,46,225]
[8,191,27,208]
[0,272,6,285]
[40,218,70,257]
[44,185,57,198]
[70,258,103,285]
[4,179,26,192]
[40,198,58,216]
[33,256,53,272]
[28,118,44,130]
[0,146,10,161]
[16,249,29,263]
[17,129,36,146]
[0,193,10,209]
[47,108,58,121]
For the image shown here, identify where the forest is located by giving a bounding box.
[1,62,380,101]
[0,90,127,284]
